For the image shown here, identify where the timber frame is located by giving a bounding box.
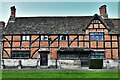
[2,33,119,59]
[2,14,119,60]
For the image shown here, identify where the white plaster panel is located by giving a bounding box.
[48,59,56,66]
[3,59,19,66]
[21,59,38,66]
[103,59,118,69]
[57,60,81,69]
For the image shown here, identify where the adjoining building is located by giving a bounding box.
[1,5,120,69]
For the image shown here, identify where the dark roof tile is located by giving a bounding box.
[4,16,92,34]
[4,16,120,34]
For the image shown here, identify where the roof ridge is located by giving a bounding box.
[15,16,93,18]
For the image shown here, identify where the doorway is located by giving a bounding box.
[79,51,90,67]
[40,52,48,66]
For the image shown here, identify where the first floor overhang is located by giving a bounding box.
[57,47,94,53]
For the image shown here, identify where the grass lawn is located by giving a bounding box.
[1,70,119,79]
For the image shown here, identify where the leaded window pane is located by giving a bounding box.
[59,53,79,60]
[90,32,104,41]
[60,35,68,41]
[23,36,30,40]
[41,35,48,40]
[12,51,30,59]
[90,51,105,59]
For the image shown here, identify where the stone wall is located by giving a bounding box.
[2,59,39,68]
[21,59,38,67]
[103,59,118,69]
[57,60,81,69]
[3,59,20,67]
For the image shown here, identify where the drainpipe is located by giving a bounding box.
[56,59,57,69]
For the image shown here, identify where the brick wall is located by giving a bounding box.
[2,20,119,59]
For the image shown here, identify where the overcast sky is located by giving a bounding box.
[0,2,119,23]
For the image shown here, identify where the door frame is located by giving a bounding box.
[39,51,50,66]
[79,51,91,67]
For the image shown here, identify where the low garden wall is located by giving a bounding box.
[57,60,81,69]
[103,59,118,69]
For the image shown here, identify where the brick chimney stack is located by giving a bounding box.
[99,5,108,19]
[0,21,5,39]
[0,21,5,29]
[10,6,16,17]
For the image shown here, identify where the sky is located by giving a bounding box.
[0,2,119,23]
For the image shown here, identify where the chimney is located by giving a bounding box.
[10,6,16,17]
[99,5,108,19]
[0,21,5,29]
[0,21,5,39]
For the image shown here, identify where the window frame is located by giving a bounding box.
[89,32,104,41]
[58,53,79,60]
[60,35,68,41]
[11,50,30,59]
[90,51,105,59]
[22,36,30,41]
[41,35,48,41]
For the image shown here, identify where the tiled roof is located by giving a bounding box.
[4,16,92,34]
[3,14,120,34]
[107,18,120,34]
[104,19,120,34]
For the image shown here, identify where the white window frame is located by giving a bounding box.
[41,35,48,41]
[22,36,30,40]
[60,35,68,41]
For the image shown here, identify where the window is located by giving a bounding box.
[59,53,79,60]
[12,51,30,59]
[90,51,105,59]
[22,36,30,40]
[60,35,68,41]
[93,20,99,23]
[90,32,103,41]
[41,35,48,40]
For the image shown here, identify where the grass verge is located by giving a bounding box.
[2,70,118,79]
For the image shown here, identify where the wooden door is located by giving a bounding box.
[80,53,90,67]
[40,53,48,66]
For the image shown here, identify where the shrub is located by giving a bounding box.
[89,59,103,69]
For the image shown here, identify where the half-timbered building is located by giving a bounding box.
[1,5,120,69]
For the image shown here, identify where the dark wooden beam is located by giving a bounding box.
[29,35,31,49]
[3,36,11,45]
[77,35,79,47]
[20,35,22,49]
[117,35,120,60]
[31,49,39,58]
[50,36,59,45]
[3,49,10,58]
[83,35,85,47]
[110,35,113,59]
[39,35,41,49]
[58,35,60,48]
[10,35,13,58]
[68,35,69,47]
[31,36,39,45]
[2,40,4,58]
[48,35,50,49]
[69,36,79,46]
